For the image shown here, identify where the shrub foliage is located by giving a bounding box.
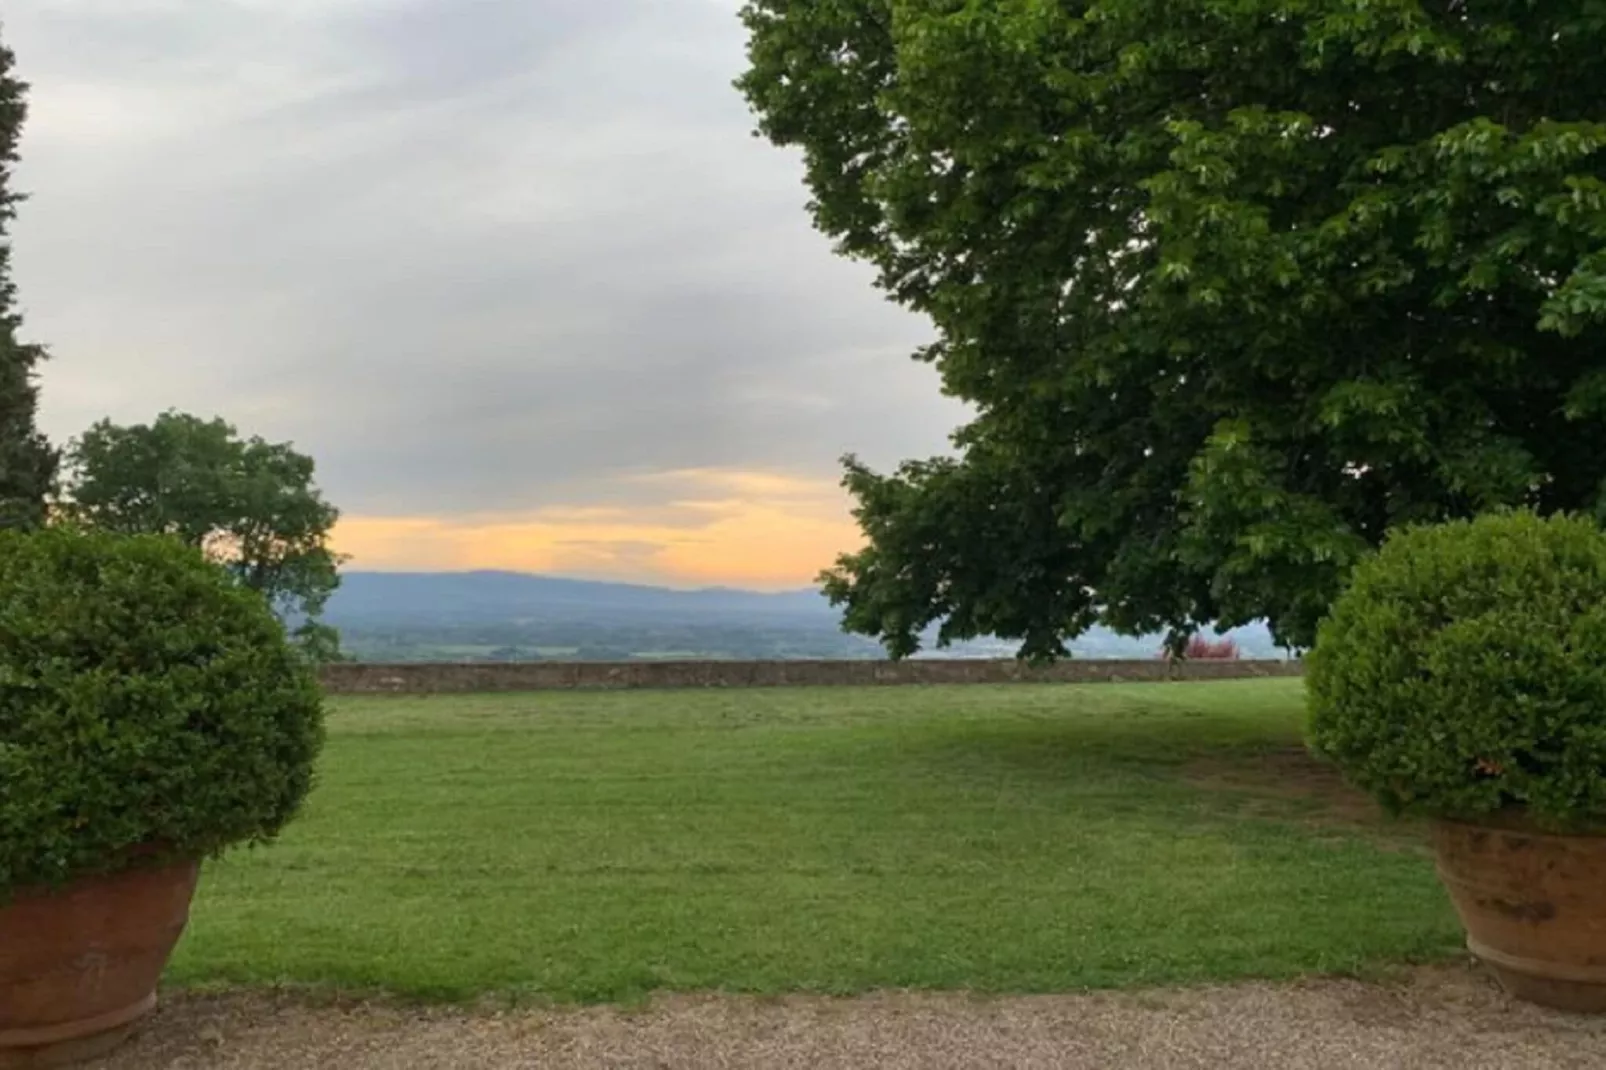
[0,527,325,892]
[1308,511,1606,828]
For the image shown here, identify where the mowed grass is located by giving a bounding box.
[168,679,1462,1001]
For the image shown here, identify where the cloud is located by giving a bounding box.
[5,0,964,580]
[331,467,860,589]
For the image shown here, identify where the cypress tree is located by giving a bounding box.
[0,27,55,529]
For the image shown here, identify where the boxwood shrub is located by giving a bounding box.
[1307,510,1606,829]
[0,527,325,893]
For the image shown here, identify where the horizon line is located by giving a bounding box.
[336,567,825,595]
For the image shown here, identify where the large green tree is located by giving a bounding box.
[738,0,1606,658]
[62,411,345,657]
[0,27,55,529]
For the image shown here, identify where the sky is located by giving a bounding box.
[5,0,965,590]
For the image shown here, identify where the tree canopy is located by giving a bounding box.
[0,27,55,529]
[738,0,1606,658]
[62,411,345,657]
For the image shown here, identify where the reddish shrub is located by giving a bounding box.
[1159,634,1241,660]
[1188,635,1240,659]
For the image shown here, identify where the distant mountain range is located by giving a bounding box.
[322,571,1288,662]
[326,571,836,626]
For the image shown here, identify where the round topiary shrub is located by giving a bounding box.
[0,527,325,893]
[1308,510,1606,830]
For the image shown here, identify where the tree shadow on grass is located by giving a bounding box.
[1179,746,1430,853]
[883,717,1427,852]
[887,706,1304,781]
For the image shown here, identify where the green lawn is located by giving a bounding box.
[169,679,1462,1002]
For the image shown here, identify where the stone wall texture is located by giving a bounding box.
[320,658,1304,695]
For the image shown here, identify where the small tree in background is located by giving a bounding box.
[61,411,346,660]
[0,26,57,529]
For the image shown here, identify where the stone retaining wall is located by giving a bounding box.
[320,658,1303,694]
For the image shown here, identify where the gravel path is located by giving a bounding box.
[95,965,1606,1070]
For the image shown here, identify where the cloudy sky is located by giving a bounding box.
[6,0,963,588]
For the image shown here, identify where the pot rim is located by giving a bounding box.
[2,847,196,905]
[1433,811,1606,839]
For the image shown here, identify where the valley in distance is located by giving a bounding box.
[324,571,1286,663]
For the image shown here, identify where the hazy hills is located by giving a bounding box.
[324,571,1286,662]
[326,571,834,626]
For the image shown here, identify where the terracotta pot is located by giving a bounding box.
[1433,818,1606,1012]
[0,859,200,1068]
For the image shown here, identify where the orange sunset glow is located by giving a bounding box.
[330,468,863,590]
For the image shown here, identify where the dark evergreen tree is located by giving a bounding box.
[0,28,54,529]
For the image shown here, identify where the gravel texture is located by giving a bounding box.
[93,965,1606,1070]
